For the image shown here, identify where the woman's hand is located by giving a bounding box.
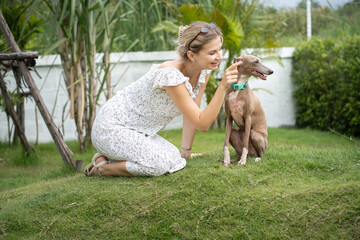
[164,60,244,132]
[219,60,243,89]
[181,148,192,159]
[180,148,203,159]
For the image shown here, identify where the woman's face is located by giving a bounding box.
[193,36,223,70]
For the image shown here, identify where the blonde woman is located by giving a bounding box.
[85,21,243,177]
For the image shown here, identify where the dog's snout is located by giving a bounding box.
[269,69,274,75]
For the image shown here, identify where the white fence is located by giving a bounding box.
[0,47,296,143]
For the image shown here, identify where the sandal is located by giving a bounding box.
[84,153,108,176]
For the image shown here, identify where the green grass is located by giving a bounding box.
[0,128,359,239]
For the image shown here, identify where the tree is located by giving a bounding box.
[42,0,129,150]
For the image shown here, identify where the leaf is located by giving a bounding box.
[69,0,76,32]
[152,20,179,33]
[58,0,70,26]
[67,76,85,90]
[179,4,207,23]
[41,38,67,56]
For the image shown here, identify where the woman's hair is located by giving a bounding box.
[177,21,223,61]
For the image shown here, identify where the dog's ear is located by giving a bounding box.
[233,57,244,64]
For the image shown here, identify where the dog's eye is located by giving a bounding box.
[255,60,259,63]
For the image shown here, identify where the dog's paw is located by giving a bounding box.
[238,158,247,165]
[223,156,231,166]
[223,156,231,167]
[237,147,248,165]
[223,146,231,167]
[254,157,261,162]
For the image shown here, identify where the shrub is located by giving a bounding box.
[292,36,360,137]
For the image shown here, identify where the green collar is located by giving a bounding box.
[231,81,248,90]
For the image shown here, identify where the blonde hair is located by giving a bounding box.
[177,21,223,61]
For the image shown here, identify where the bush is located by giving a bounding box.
[292,36,360,137]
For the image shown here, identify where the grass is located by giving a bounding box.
[0,128,359,239]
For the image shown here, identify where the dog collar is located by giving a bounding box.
[231,81,248,90]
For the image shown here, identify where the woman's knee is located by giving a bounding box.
[127,157,183,177]
[150,154,186,176]
[126,161,168,177]
[146,161,173,176]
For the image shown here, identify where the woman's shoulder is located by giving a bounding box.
[157,60,181,70]
[152,61,189,89]
[154,61,187,79]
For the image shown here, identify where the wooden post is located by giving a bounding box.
[13,67,24,146]
[0,52,38,60]
[0,72,33,155]
[0,11,77,169]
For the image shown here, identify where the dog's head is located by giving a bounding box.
[233,55,273,80]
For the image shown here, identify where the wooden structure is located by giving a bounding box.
[0,54,33,154]
[0,11,82,170]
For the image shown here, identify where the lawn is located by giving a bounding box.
[0,128,359,239]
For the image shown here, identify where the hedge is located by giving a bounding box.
[292,36,360,137]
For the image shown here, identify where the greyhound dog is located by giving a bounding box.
[223,55,273,166]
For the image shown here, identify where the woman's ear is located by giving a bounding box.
[187,51,195,62]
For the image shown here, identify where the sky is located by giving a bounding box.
[259,0,354,9]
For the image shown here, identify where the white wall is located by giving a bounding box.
[0,48,295,143]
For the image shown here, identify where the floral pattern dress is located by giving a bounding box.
[91,64,211,176]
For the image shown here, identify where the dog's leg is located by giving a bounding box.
[250,130,267,162]
[238,116,251,165]
[229,129,242,162]
[223,116,233,167]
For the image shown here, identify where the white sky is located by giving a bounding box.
[259,0,354,9]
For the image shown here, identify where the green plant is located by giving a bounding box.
[41,0,135,150]
[0,1,44,50]
[268,0,360,47]
[292,36,360,137]
[153,0,250,67]
[109,0,177,52]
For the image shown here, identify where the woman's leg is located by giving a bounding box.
[92,127,186,177]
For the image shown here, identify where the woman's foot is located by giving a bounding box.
[84,153,108,176]
[89,156,108,176]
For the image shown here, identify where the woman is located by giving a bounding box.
[84,21,242,177]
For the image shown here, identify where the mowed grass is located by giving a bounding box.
[0,128,359,239]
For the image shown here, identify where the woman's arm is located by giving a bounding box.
[181,73,210,158]
[164,61,242,132]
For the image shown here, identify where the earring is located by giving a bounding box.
[192,60,196,65]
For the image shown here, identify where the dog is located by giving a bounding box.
[223,55,273,166]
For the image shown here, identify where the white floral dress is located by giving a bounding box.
[91,64,211,176]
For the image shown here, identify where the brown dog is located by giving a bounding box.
[223,55,273,166]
